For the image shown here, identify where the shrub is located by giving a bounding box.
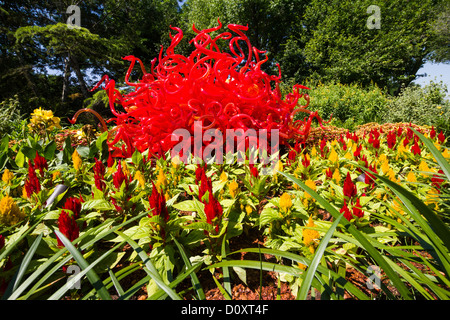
[289,80,389,131]
[383,81,450,139]
[0,95,22,137]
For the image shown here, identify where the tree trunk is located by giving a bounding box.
[61,54,71,103]
[69,54,90,99]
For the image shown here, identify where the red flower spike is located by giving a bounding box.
[352,198,364,218]
[94,158,106,191]
[149,182,169,222]
[403,137,410,147]
[204,192,223,234]
[387,131,396,149]
[340,201,353,221]
[430,127,436,139]
[24,159,41,198]
[63,197,82,219]
[411,141,421,155]
[438,131,446,144]
[57,210,79,247]
[325,168,333,179]
[34,151,48,176]
[343,172,357,198]
[249,163,259,178]
[113,161,129,189]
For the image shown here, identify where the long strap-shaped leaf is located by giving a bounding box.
[115,230,182,300]
[297,214,343,300]
[411,128,450,181]
[2,233,43,300]
[279,171,413,300]
[54,230,112,300]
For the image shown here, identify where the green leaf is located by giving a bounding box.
[82,199,115,212]
[43,141,57,160]
[53,230,112,300]
[297,214,343,300]
[15,150,25,168]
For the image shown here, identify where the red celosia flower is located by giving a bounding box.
[34,151,48,176]
[301,154,310,168]
[353,144,362,158]
[113,161,129,189]
[438,131,446,144]
[343,172,357,198]
[107,153,114,167]
[407,127,414,140]
[320,139,327,157]
[411,141,421,155]
[57,210,79,247]
[149,182,169,222]
[352,198,364,218]
[82,20,326,158]
[195,164,207,184]
[204,192,223,234]
[325,168,333,179]
[364,165,377,186]
[387,131,396,149]
[0,234,4,250]
[430,126,436,139]
[403,137,410,147]
[63,197,82,220]
[340,201,353,221]
[24,160,41,198]
[249,163,259,178]
[94,158,106,191]
[431,169,445,191]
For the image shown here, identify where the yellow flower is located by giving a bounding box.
[344,152,352,160]
[442,148,450,159]
[274,160,283,174]
[220,171,228,183]
[303,216,320,254]
[155,168,167,192]
[387,169,397,182]
[418,161,430,178]
[121,160,130,177]
[2,169,14,185]
[379,154,388,163]
[311,146,317,157]
[0,195,25,226]
[245,205,253,215]
[279,193,293,213]
[332,169,341,183]
[406,171,416,183]
[328,147,338,163]
[52,171,61,181]
[381,160,390,175]
[72,150,82,171]
[229,180,239,198]
[134,170,146,188]
[304,179,316,199]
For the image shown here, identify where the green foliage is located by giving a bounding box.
[383,81,450,137]
[287,80,389,131]
[0,95,22,137]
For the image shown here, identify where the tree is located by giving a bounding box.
[302,0,448,93]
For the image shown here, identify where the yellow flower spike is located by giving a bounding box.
[134,170,146,189]
[2,169,14,185]
[274,160,283,174]
[344,152,352,160]
[72,150,82,171]
[245,205,253,215]
[220,171,228,183]
[328,148,338,163]
[311,146,317,157]
[442,148,450,159]
[121,160,130,177]
[418,161,430,178]
[331,139,338,147]
[279,192,293,213]
[229,180,239,198]
[52,171,61,181]
[433,142,441,151]
[406,171,417,183]
[155,168,167,192]
[387,169,397,182]
[303,215,320,252]
[0,195,25,226]
[304,179,317,199]
[379,154,388,163]
[332,169,341,183]
[381,160,390,175]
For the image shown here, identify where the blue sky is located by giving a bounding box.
[413,62,450,99]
